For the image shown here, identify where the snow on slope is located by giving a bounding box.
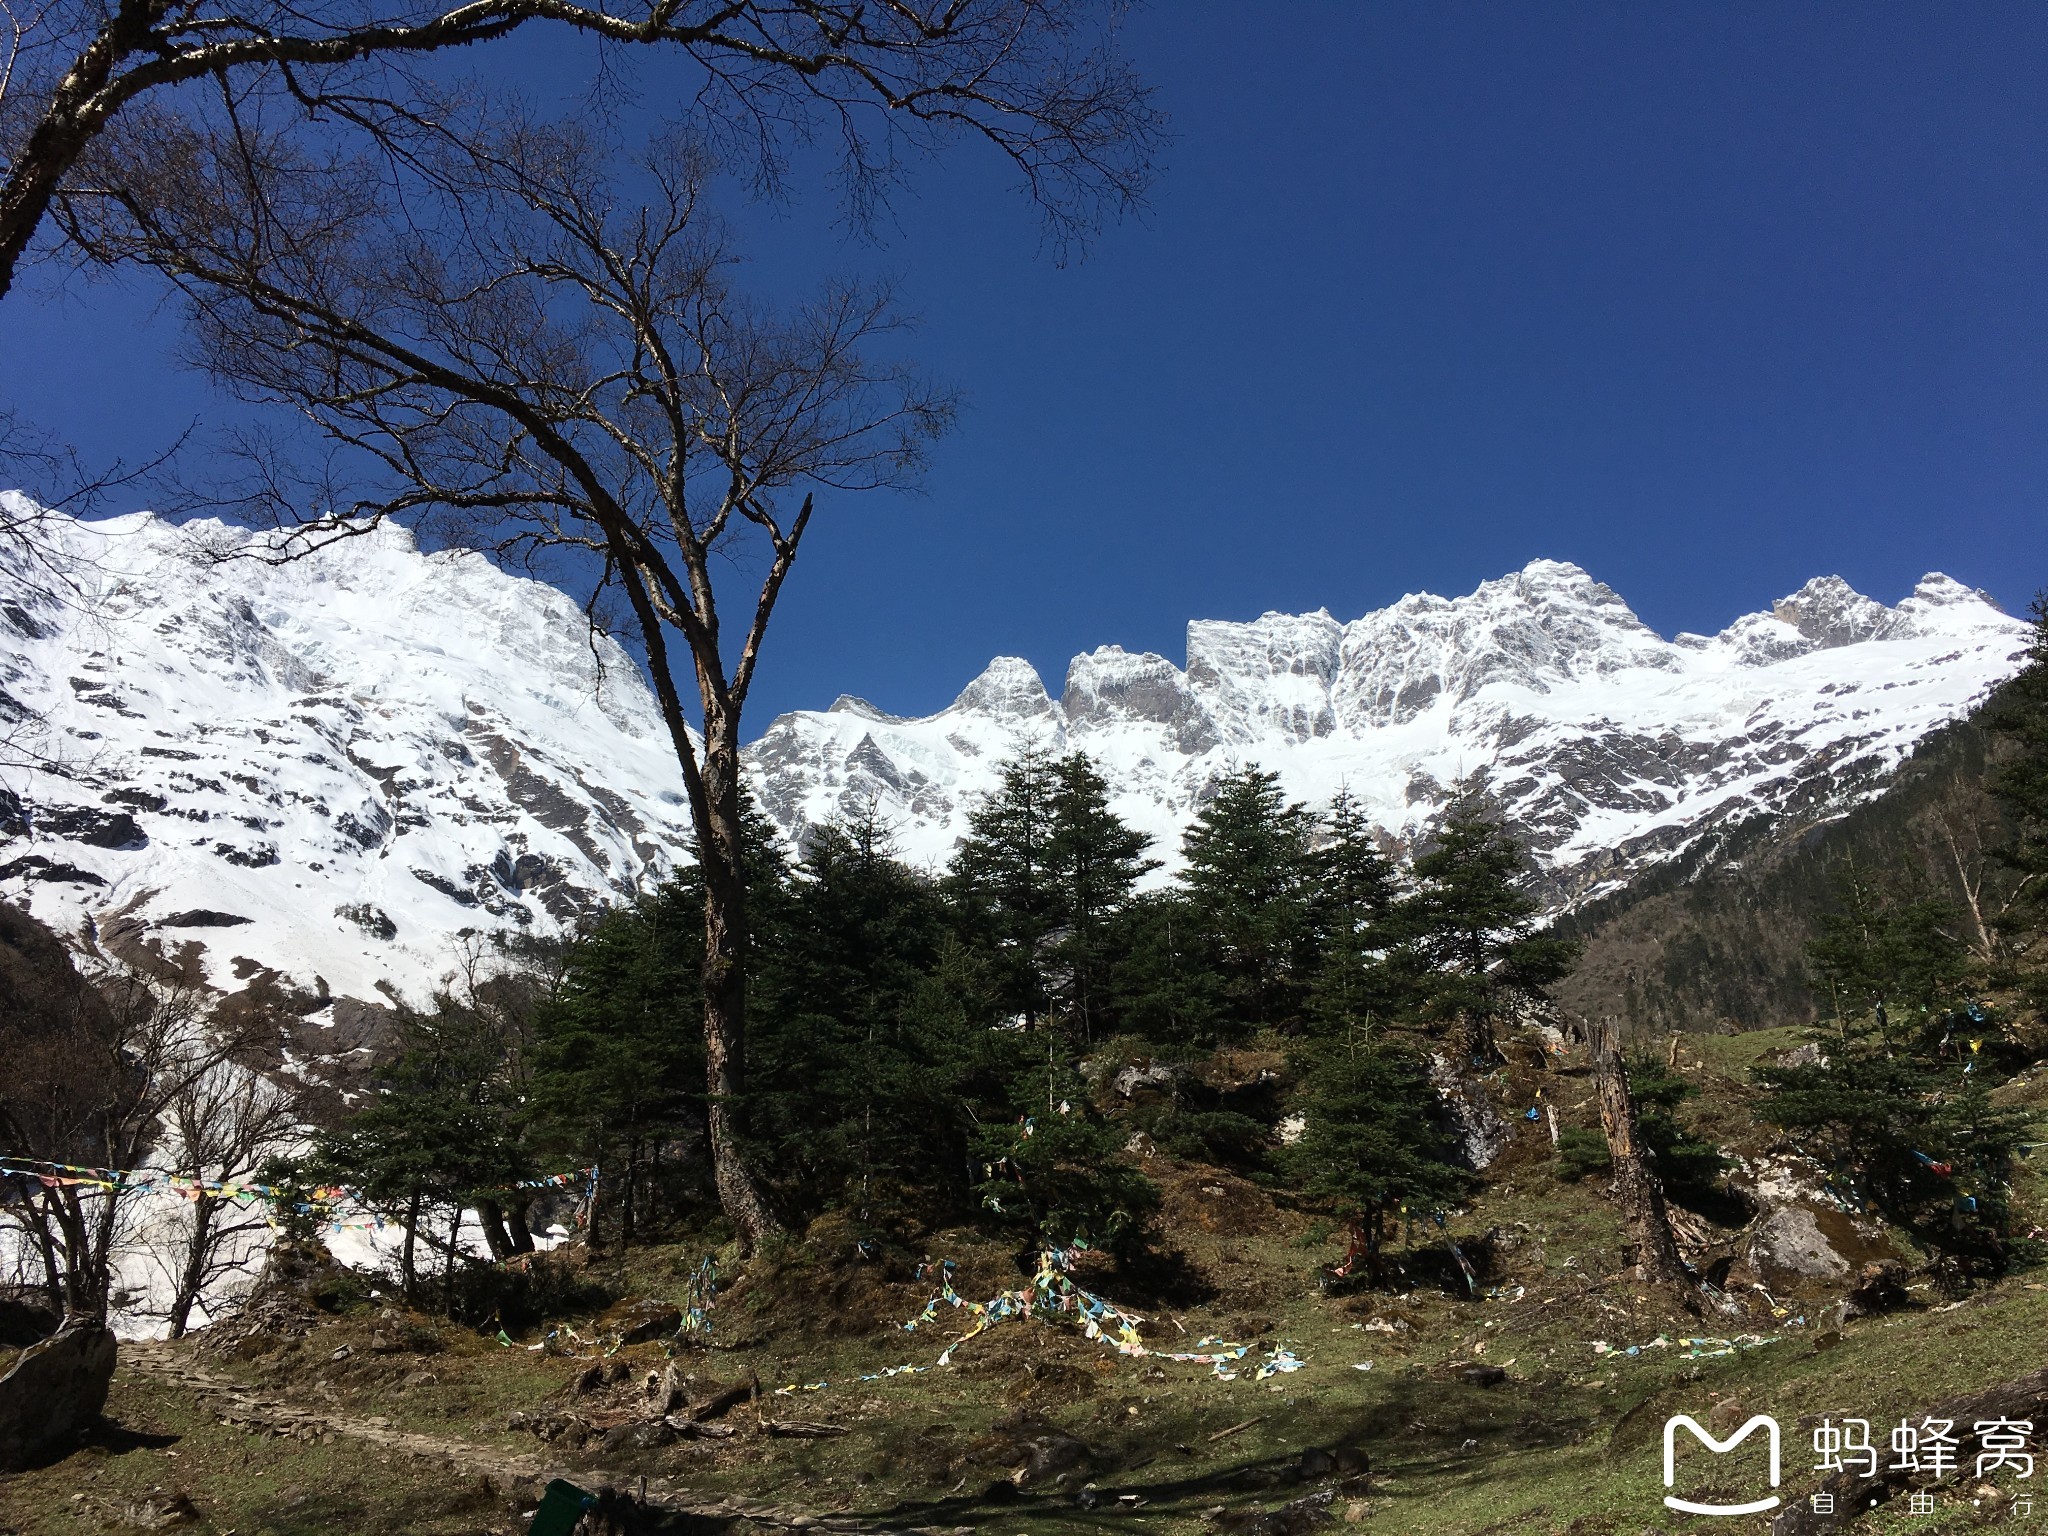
[748,562,2032,903]
[0,499,693,1007]
[0,501,2031,1016]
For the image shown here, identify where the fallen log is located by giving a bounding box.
[764,1419,849,1438]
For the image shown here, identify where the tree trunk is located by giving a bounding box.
[167,1194,218,1339]
[1460,1008,1497,1067]
[1590,1016,1694,1303]
[505,1194,535,1254]
[0,0,173,298]
[697,736,781,1253]
[473,1197,514,1262]
[400,1188,423,1301]
[443,1206,462,1316]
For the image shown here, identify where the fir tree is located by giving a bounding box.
[1306,790,1402,1037]
[1107,890,1225,1046]
[1399,800,1576,1064]
[312,996,532,1302]
[1286,1028,1472,1280]
[525,791,795,1243]
[952,748,1155,1036]
[523,891,709,1244]
[1758,874,2032,1267]
[1045,752,1157,1039]
[951,746,1063,1027]
[1986,592,2048,1005]
[748,811,974,1234]
[970,1040,1158,1262]
[1179,767,1319,1032]
[1805,871,1977,1044]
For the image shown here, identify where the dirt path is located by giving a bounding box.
[119,1343,965,1535]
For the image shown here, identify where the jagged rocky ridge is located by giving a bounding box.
[0,498,2031,1018]
[749,563,2031,900]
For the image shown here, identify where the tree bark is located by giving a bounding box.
[0,0,173,298]
[166,1194,217,1339]
[505,1194,535,1254]
[473,1197,514,1262]
[400,1187,422,1301]
[1590,1016,1694,1303]
[698,733,780,1253]
[1460,1009,1497,1066]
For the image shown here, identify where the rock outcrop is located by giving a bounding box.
[0,1315,116,1468]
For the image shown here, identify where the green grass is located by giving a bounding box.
[6,1039,2045,1535]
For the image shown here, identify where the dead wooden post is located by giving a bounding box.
[1590,1016,1695,1304]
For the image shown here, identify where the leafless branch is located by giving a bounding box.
[2,0,1161,297]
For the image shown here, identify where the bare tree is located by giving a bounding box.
[77,105,953,1249]
[151,1052,298,1337]
[0,926,253,1315]
[0,0,1159,300]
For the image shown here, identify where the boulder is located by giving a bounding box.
[0,1315,116,1468]
[1111,1062,1179,1104]
[1734,1156,1899,1291]
[0,1293,59,1348]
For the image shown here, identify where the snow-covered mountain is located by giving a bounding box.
[749,561,2031,900]
[0,501,694,1011]
[0,498,2031,1017]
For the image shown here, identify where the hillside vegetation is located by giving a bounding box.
[4,603,2048,1536]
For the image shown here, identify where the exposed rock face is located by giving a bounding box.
[1426,1053,1510,1170]
[0,1316,116,1468]
[1732,1156,1900,1290]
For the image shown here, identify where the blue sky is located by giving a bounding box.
[5,4,2047,730]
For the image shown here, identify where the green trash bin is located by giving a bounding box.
[527,1478,596,1535]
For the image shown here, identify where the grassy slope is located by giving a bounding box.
[6,1025,2046,1536]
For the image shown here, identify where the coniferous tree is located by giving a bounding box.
[953,748,1155,1036]
[1758,874,2031,1267]
[1180,767,1319,1032]
[1108,890,1225,1047]
[525,793,794,1242]
[1987,594,2048,1008]
[970,1040,1158,1262]
[1045,753,1157,1039]
[951,746,1063,1027]
[523,893,708,1244]
[1287,1027,1472,1280]
[313,998,532,1302]
[1307,790,1403,1036]
[1804,872,1978,1042]
[1399,801,1575,1064]
[749,812,974,1233]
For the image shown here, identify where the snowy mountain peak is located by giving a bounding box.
[1186,609,1344,744]
[1771,575,1888,648]
[2,500,2031,1018]
[2,501,692,1009]
[748,561,2029,906]
[947,656,1058,725]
